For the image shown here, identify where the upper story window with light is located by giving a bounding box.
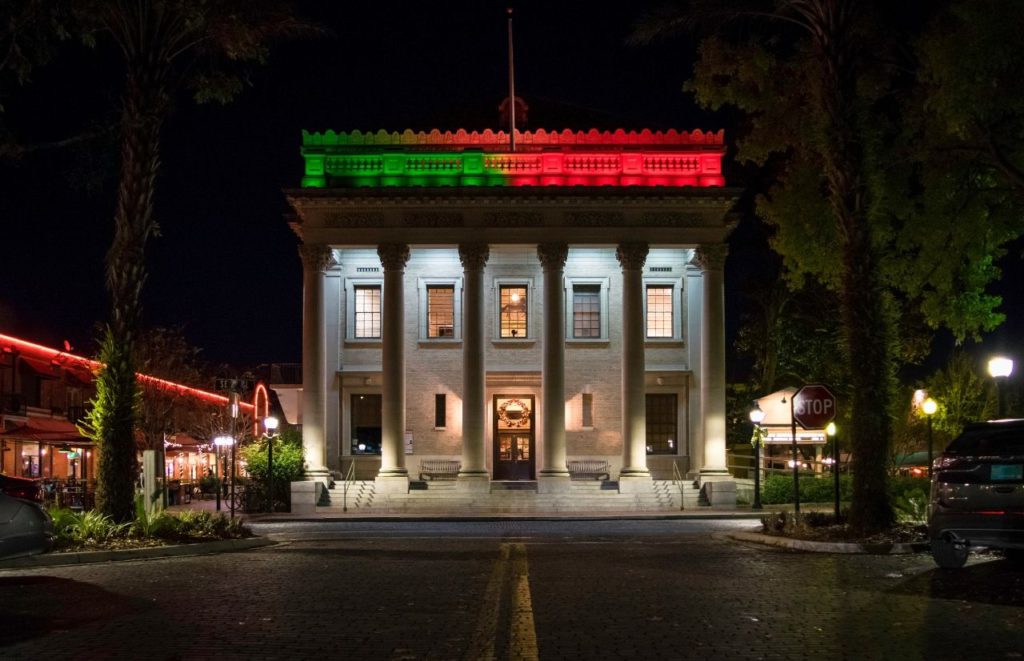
[573,285,601,338]
[427,285,455,338]
[354,285,382,339]
[645,285,674,338]
[500,285,528,338]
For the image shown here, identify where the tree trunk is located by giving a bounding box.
[94,66,165,523]
[811,2,894,531]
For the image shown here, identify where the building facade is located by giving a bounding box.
[287,128,737,500]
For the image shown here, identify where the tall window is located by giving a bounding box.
[646,394,677,454]
[573,285,601,338]
[351,394,382,454]
[646,285,673,338]
[427,286,455,338]
[354,285,381,339]
[500,285,528,338]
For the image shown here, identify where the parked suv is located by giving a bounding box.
[929,419,1024,568]
[0,474,43,502]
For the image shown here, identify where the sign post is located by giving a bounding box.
[790,385,838,515]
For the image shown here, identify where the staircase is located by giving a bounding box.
[317,478,704,514]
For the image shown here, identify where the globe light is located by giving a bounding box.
[826,422,837,436]
[749,403,766,425]
[922,398,938,416]
[264,416,279,432]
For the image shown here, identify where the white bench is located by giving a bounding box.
[567,459,610,481]
[419,459,461,481]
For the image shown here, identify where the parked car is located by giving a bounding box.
[928,419,1024,568]
[0,492,54,560]
[0,474,42,502]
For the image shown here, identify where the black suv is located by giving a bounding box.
[928,419,1024,568]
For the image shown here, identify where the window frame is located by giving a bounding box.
[493,277,534,341]
[565,276,610,342]
[345,278,384,343]
[417,277,463,342]
[642,276,684,343]
[645,393,679,455]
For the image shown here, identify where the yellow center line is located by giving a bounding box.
[509,543,539,661]
[465,543,540,661]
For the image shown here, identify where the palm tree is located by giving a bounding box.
[79,0,315,521]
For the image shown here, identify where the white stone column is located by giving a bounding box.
[694,244,730,478]
[537,243,570,493]
[458,243,490,491]
[376,243,410,492]
[299,243,334,485]
[616,243,651,491]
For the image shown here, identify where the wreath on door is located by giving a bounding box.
[497,398,531,428]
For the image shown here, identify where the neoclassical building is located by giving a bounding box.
[286,128,737,506]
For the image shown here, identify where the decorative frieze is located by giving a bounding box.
[377,243,411,271]
[565,212,625,227]
[404,213,464,228]
[693,244,728,271]
[616,243,649,271]
[537,243,569,271]
[458,243,490,271]
[324,213,386,228]
[482,212,543,227]
[298,244,335,272]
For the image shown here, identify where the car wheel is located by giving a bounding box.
[931,537,968,569]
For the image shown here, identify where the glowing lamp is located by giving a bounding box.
[264,416,279,432]
[988,357,1014,379]
[922,398,938,416]
[214,435,235,447]
[826,422,836,436]
[749,403,766,425]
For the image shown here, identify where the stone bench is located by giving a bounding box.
[419,459,461,481]
[567,459,610,481]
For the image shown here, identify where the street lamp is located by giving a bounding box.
[213,435,234,512]
[922,397,937,478]
[826,422,839,520]
[264,416,279,513]
[748,403,766,510]
[988,356,1014,418]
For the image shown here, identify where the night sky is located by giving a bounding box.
[0,1,1019,374]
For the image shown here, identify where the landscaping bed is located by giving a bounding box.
[760,510,928,547]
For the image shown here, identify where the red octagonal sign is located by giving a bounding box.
[792,384,838,430]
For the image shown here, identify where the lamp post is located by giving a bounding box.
[749,403,766,510]
[264,416,279,513]
[922,397,937,478]
[229,394,239,519]
[213,435,234,512]
[826,422,839,520]
[988,356,1014,418]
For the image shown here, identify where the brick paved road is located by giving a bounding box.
[1,520,1022,660]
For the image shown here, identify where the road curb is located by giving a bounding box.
[0,536,275,570]
[729,531,929,554]
[249,512,766,523]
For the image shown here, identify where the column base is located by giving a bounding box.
[537,473,571,494]
[374,474,410,494]
[700,480,737,509]
[457,472,491,493]
[617,471,653,494]
[698,468,732,484]
[291,480,328,514]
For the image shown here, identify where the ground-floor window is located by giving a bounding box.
[645,393,677,454]
[351,394,382,454]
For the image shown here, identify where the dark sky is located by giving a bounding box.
[0,1,1019,374]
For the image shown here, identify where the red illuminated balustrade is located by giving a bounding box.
[301,128,727,188]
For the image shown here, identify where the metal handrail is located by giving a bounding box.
[671,461,686,511]
[341,460,356,513]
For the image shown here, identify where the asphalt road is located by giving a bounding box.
[1,520,1023,660]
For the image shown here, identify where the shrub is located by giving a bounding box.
[240,427,306,511]
[760,473,853,504]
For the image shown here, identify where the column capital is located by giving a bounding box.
[615,242,649,271]
[458,243,490,271]
[692,244,729,271]
[536,243,569,271]
[377,243,410,271]
[298,244,335,273]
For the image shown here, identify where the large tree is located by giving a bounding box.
[78,0,313,521]
[636,0,1024,530]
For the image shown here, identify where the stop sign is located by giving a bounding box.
[792,384,837,429]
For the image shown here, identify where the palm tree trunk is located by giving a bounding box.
[94,67,165,522]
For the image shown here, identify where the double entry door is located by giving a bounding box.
[492,395,535,480]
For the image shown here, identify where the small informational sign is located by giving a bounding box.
[404,430,414,455]
[215,378,254,393]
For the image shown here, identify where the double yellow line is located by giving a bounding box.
[466,543,539,661]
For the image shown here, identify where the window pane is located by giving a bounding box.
[646,394,677,454]
[434,393,446,428]
[500,286,528,338]
[646,285,673,338]
[427,286,455,337]
[354,286,381,338]
[573,284,601,338]
[351,394,382,454]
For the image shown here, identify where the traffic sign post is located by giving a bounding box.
[789,385,838,515]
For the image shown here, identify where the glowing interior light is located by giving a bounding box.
[510,292,521,303]
[988,357,1014,378]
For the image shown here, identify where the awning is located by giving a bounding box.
[20,356,61,379]
[0,418,91,443]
